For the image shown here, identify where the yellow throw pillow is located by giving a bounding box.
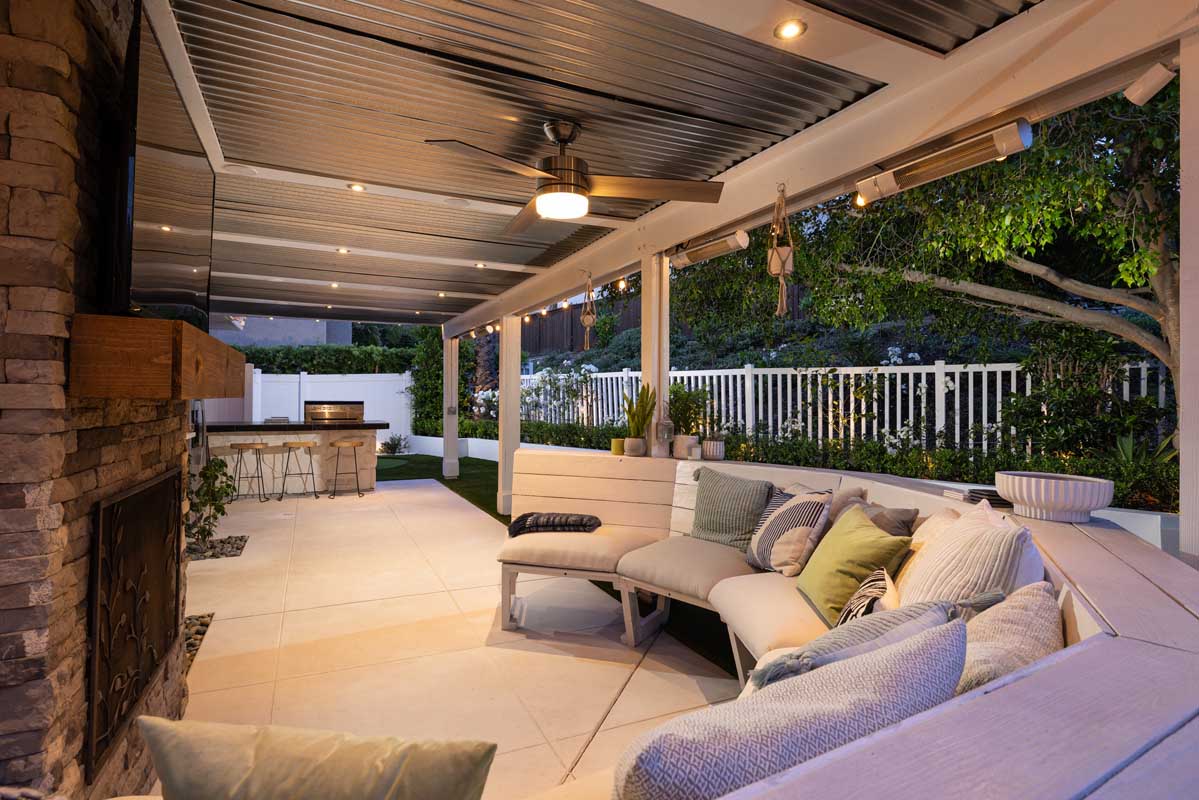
[796,506,911,626]
[139,717,496,800]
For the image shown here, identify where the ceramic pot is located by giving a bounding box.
[672,434,699,460]
[701,440,725,461]
[995,471,1114,522]
[623,437,647,457]
[610,438,625,456]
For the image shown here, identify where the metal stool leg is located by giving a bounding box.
[352,445,363,497]
[278,448,293,501]
[233,450,246,501]
[306,447,318,499]
[254,450,268,502]
[329,446,342,499]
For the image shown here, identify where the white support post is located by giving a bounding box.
[242,363,255,421]
[640,252,671,457]
[1181,35,1199,562]
[442,334,459,480]
[250,368,262,423]
[297,370,308,421]
[743,364,755,435]
[933,360,947,444]
[497,315,521,515]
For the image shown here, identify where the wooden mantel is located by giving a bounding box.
[68,314,245,400]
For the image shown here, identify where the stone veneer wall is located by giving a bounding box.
[1,1,190,796]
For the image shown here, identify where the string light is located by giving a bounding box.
[617,277,627,291]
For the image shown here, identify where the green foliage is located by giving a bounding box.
[721,431,1177,513]
[1003,325,1166,454]
[186,459,237,547]
[236,344,413,375]
[593,312,618,349]
[410,328,476,436]
[352,323,419,349]
[459,419,629,450]
[795,86,1178,365]
[624,385,656,438]
[667,383,707,436]
[380,434,409,455]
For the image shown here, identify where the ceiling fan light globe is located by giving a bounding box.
[535,191,589,220]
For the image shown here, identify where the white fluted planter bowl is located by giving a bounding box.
[995,471,1114,522]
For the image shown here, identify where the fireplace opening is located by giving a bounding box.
[86,467,183,782]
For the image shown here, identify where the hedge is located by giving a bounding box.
[444,420,1176,513]
[236,345,414,374]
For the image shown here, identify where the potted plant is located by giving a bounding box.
[623,385,656,457]
[668,384,706,459]
[702,416,727,461]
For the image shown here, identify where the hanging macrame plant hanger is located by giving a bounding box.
[580,271,597,350]
[767,183,795,317]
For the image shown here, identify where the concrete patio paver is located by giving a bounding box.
[183,480,738,797]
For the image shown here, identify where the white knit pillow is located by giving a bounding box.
[898,501,1042,614]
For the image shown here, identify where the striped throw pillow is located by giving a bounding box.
[835,568,890,625]
[745,491,832,575]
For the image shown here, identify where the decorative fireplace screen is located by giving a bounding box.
[86,467,182,781]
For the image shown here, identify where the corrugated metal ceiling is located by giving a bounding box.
[805,0,1044,54]
[167,0,884,324]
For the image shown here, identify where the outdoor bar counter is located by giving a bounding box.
[206,420,389,496]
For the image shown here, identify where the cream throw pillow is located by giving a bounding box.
[958,581,1064,693]
[897,501,1041,615]
[139,717,496,800]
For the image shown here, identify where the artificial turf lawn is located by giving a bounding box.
[377,453,735,674]
[376,454,509,523]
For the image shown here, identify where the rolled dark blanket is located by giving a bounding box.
[508,512,602,537]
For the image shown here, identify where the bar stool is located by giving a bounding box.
[230,442,269,502]
[278,440,319,501]
[328,439,364,499]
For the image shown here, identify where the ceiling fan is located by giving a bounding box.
[425,121,724,236]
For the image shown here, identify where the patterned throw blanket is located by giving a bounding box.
[507,512,602,537]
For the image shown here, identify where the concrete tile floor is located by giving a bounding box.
[184,479,740,798]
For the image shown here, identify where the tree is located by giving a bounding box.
[795,85,1179,405]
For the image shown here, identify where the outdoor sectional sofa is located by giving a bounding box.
[499,449,1199,799]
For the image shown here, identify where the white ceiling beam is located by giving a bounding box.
[210,271,494,300]
[211,232,542,274]
[143,0,227,170]
[445,0,1197,337]
[640,0,943,82]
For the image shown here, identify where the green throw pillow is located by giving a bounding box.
[690,467,775,552]
[796,506,911,626]
[139,717,496,800]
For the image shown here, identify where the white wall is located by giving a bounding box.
[205,370,412,447]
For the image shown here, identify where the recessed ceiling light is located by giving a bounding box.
[415,310,421,315]
[315,319,322,323]
[773,19,806,40]
[192,268,198,273]
[348,183,366,192]
[475,262,485,269]
[268,316,274,320]
[326,304,333,309]
[438,292,446,298]
[160,225,172,232]
[337,247,350,254]
[330,282,339,288]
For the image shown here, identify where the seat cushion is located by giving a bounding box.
[709,572,829,657]
[498,526,665,574]
[617,536,756,601]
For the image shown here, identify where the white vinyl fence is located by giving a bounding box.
[521,361,1171,449]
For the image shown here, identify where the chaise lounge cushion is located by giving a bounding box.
[617,536,756,601]
[709,572,829,657]
[499,525,665,574]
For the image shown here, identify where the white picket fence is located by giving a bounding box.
[521,361,1170,449]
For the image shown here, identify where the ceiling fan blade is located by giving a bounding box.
[588,175,724,203]
[425,139,555,180]
[503,198,541,237]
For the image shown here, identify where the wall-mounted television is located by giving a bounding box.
[103,6,214,332]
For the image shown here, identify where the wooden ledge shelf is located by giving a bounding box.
[68,314,245,400]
